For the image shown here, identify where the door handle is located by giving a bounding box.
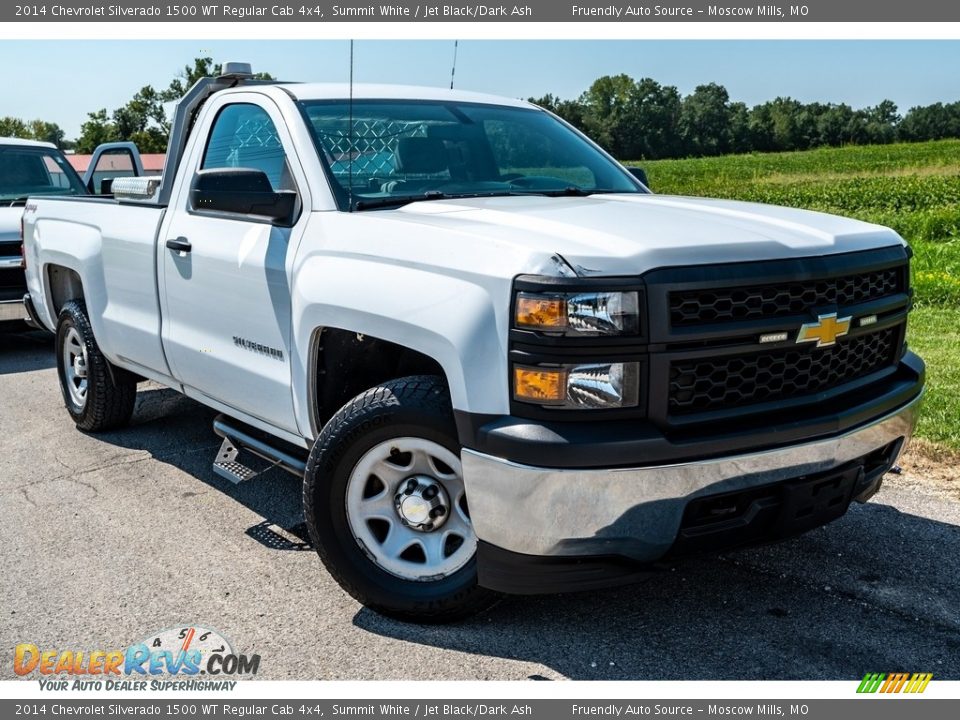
[166,237,192,253]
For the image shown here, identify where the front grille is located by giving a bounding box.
[668,326,898,415]
[669,267,903,327]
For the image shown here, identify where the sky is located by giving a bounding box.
[1,40,959,139]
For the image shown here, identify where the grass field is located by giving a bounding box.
[637,139,960,451]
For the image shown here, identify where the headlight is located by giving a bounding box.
[513,362,640,409]
[515,290,640,336]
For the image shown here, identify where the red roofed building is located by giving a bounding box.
[67,153,165,175]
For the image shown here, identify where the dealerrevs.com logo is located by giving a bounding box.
[14,626,260,691]
[857,672,933,694]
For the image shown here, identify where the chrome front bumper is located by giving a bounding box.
[461,394,922,563]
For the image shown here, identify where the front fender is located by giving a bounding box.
[290,254,511,438]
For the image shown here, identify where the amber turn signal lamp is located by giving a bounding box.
[515,295,567,330]
[513,366,567,404]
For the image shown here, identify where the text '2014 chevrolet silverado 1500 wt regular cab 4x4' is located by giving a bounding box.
[22,64,925,622]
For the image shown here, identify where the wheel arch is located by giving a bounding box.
[28,214,104,332]
[307,326,452,435]
[46,264,85,318]
[291,260,510,441]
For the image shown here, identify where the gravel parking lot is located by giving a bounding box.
[2,328,959,681]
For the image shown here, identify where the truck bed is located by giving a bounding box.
[24,195,170,379]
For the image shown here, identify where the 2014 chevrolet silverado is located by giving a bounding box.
[22,65,925,621]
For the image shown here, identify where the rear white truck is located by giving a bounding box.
[22,65,925,621]
[0,138,88,328]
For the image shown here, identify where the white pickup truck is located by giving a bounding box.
[1,138,88,327]
[22,65,925,622]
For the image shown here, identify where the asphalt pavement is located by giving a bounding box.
[2,328,959,681]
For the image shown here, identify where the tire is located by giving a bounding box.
[55,300,137,432]
[303,375,499,623]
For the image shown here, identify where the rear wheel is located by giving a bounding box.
[303,375,498,623]
[56,300,137,432]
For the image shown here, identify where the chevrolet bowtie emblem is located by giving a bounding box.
[796,313,852,348]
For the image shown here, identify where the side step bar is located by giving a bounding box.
[212,415,308,484]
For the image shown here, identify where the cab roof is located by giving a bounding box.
[269,83,536,109]
[0,137,57,149]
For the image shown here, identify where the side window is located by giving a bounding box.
[42,155,73,189]
[87,148,137,194]
[202,103,294,191]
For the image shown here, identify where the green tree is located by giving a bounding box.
[75,109,119,154]
[769,97,806,151]
[0,117,68,148]
[863,100,899,144]
[815,104,856,146]
[679,83,732,156]
[579,74,637,154]
[0,117,30,139]
[580,75,682,159]
[747,102,776,152]
[630,78,683,159]
[162,57,220,102]
[727,102,752,154]
[111,85,168,152]
[529,93,585,130]
[749,97,808,152]
[74,58,275,153]
[163,57,275,105]
[28,120,66,147]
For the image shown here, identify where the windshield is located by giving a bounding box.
[0,146,86,205]
[299,99,644,210]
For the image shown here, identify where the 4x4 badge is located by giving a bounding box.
[796,313,852,348]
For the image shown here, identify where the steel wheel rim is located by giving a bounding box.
[345,437,476,582]
[62,326,88,409]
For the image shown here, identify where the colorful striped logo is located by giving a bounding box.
[857,672,933,694]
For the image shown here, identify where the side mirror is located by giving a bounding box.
[190,168,297,226]
[627,167,650,189]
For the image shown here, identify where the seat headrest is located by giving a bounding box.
[395,137,447,175]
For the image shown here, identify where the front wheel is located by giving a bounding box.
[303,375,498,623]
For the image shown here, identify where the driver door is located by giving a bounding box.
[159,97,307,434]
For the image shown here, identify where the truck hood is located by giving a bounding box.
[386,194,903,275]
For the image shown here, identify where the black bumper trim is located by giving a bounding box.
[476,541,655,595]
[457,352,924,470]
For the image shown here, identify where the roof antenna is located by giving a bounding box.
[348,39,355,212]
[449,40,458,90]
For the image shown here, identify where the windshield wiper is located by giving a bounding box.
[4,196,30,207]
[352,187,623,211]
[353,191,452,211]
[529,187,627,197]
[540,186,590,197]
[353,189,536,211]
